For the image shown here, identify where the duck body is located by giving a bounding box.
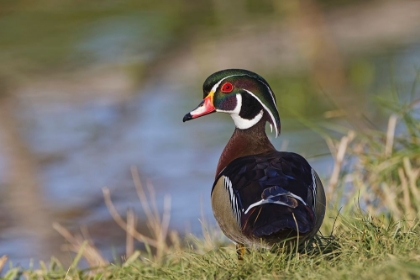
[183,69,326,251]
[212,150,325,248]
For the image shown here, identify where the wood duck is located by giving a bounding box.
[183,69,326,258]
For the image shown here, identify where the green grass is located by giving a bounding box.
[4,214,420,279]
[2,98,420,279]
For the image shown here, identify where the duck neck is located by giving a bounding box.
[215,119,275,177]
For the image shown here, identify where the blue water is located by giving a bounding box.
[1,18,420,269]
[1,79,334,268]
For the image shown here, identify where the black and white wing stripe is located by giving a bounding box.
[244,187,307,214]
[311,168,317,211]
[213,151,318,231]
[224,176,242,227]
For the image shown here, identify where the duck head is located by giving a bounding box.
[183,69,281,136]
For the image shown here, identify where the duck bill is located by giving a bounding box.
[183,95,216,122]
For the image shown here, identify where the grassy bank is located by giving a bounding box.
[3,214,420,279]
[2,99,420,279]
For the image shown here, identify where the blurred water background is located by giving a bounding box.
[0,0,420,268]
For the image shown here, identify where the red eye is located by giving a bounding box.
[221,82,233,93]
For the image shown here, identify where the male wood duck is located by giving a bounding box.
[183,69,326,258]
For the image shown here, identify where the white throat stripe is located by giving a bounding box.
[216,94,264,130]
[243,89,279,136]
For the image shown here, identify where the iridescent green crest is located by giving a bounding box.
[203,69,281,136]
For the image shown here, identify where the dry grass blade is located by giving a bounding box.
[199,197,215,251]
[126,208,136,258]
[398,168,415,224]
[102,188,159,248]
[130,166,171,260]
[340,105,420,224]
[327,130,355,201]
[49,169,173,272]
[381,182,402,220]
[403,158,420,205]
[385,114,397,156]
[131,167,154,224]
[0,255,8,275]
[52,222,108,267]
[103,167,172,262]
[156,194,171,260]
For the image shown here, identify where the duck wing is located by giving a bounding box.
[212,151,321,239]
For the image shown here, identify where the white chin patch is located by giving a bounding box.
[231,109,263,130]
[217,94,264,130]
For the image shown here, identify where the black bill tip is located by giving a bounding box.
[183,113,192,122]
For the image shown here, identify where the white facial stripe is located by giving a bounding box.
[211,73,276,105]
[210,73,278,135]
[216,94,264,130]
[257,78,277,107]
[231,73,277,107]
[210,74,237,95]
[243,89,279,136]
[212,74,276,109]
